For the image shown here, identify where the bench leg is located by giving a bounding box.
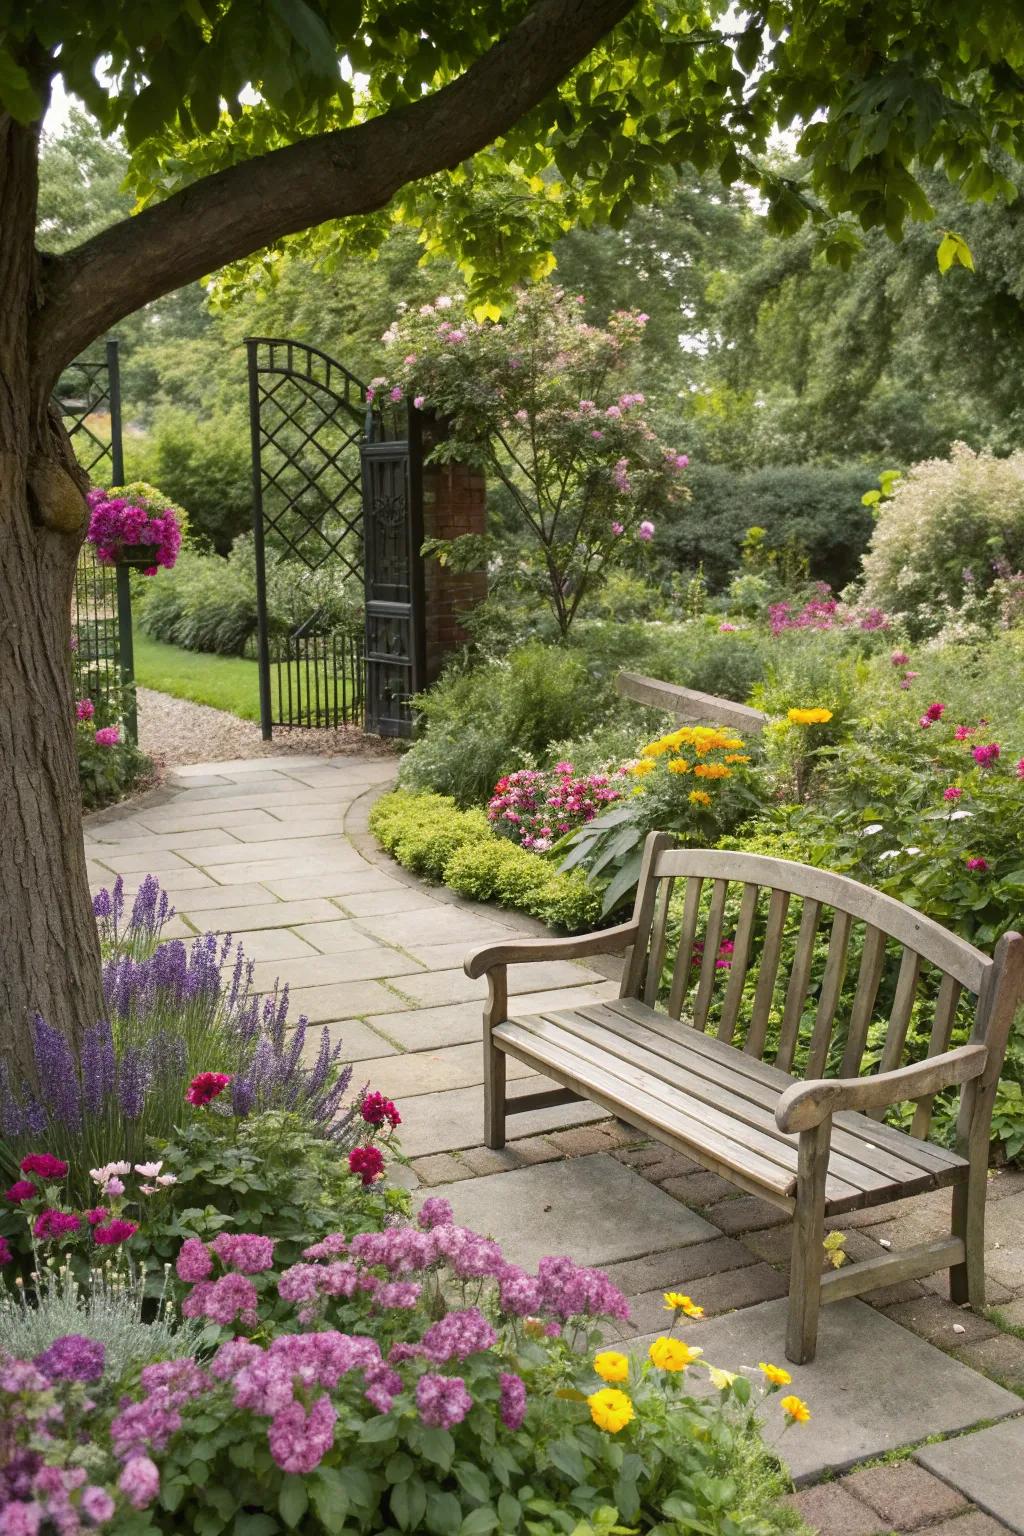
[786,1121,830,1365]
[483,968,508,1151]
[950,1156,986,1308]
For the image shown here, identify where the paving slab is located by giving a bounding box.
[249,950,423,992]
[630,1297,1021,1485]
[225,817,347,843]
[396,1079,607,1157]
[186,837,361,868]
[293,918,400,955]
[111,868,218,893]
[916,1420,1024,1535]
[284,980,409,1023]
[179,898,343,931]
[298,1018,397,1063]
[228,927,319,963]
[86,827,232,852]
[424,1153,718,1271]
[352,1043,535,1099]
[264,870,403,901]
[136,807,285,835]
[366,1002,487,1051]
[90,848,195,874]
[336,885,446,917]
[979,1195,1024,1292]
[355,906,516,947]
[842,1462,968,1531]
[396,963,608,1007]
[157,881,275,913]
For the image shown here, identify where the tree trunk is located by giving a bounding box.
[1,110,104,1079]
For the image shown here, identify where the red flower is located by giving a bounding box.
[20,1154,69,1180]
[186,1072,232,1107]
[349,1146,385,1185]
[94,1219,138,1246]
[924,701,945,722]
[361,1091,401,1129]
[33,1210,81,1241]
[5,1180,38,1203]
[85,1208,107,1226]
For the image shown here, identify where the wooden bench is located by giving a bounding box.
[464,835,1024,1362]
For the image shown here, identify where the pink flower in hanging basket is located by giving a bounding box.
[85,489,182,574]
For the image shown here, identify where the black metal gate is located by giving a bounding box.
[246,337,423,739]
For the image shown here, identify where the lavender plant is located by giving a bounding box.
[0,878,357,1204]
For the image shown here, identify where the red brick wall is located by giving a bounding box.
[421,459,487,683]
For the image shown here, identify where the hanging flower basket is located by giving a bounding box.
[85,485,182,575]
[114,542,163,570]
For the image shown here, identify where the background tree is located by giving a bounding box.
[2,1,1024,1073]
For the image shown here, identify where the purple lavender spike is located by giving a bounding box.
[31,1015,82,1131]
[117,1046,147,1121]
[81,1020,116,1114]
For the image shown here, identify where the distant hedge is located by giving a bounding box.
[656,462,879,591]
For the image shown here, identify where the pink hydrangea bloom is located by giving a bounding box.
[416,1373,473,1429]
[175,1238,213,1283]
[268,1396,337,1474]
[118,1458,160,1510]
[210,1233,275,1274]
[637,520,655,541]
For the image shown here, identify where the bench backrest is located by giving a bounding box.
[623,834,1001,1139]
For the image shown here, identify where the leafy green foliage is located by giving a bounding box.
[132,408,252,553]
[370,791,601,931]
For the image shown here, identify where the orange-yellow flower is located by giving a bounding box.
[688,789,711,807]
[648,1336,702,1372]
[758,1361,792,1387]
[667,758,691,775]
[724,753,751,764]
[787,708,833,726]
[780,1394,811,1423]
[664,1292,704,1318]
[694,762,731,780]
[593,1350,629,1383]
[587,1387,635,1432]
[629,759,655,776]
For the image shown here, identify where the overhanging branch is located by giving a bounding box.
[32,0,638,385]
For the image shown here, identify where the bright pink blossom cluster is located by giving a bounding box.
[86,489,181,574]
[769,584,890,635]
[488,763,625,851]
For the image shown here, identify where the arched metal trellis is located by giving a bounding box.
[246,337,424,739]
[55,339,138,743]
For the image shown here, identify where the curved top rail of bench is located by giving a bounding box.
[653,846,990,994]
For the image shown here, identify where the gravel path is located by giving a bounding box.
[137,686,395,767]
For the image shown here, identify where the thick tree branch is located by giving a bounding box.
[32,0,638,385]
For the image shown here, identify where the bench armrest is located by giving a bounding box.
[776,1043,988,1133]
[464,920,639,979]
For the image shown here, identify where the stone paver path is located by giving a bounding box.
[86,752,1024,1527]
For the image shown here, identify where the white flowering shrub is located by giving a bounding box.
[858,443,1024,637]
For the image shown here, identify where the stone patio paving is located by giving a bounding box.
[86,751,1024,1533]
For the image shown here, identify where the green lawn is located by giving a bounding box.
[132,632,262,721]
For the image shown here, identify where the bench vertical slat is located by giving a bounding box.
[806,908,854,1077]
[910,973,963,1138]
[777,899,822,1072]
[643,877,675,1007]
[667,876,704,1020]
[867,947,922,1119]
[840,924,888,1078]
[693,878,728,1031]
[621,832,674,999]
[745,887,791,1059]
[718,883,759,1046]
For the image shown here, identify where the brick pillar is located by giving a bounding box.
[419,418,487,684]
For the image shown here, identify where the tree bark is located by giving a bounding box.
[1,110,103,1075]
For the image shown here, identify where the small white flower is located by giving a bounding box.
[905,846,921,855]
[435,295,453,309]
[155,1174,177,1187]
[134,1161,163,1178]
[861,823,884,836]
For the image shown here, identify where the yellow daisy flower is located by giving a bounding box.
[648,1336,702,1372]
[707,1365,737,1390]
[694,762,731,780]
[780,1394,811,1423]
[629,759,655,776]
[667,758,691,775]
[758,1361,792,1387]
[688,789,712,807]
[663,1292,703,1319]
[587,1387,635,1433]
[593,1350,629,1383]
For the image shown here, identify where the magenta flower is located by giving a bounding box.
[637,520,655,541]
[943,786,963,802]
[175,1237,213,1283]
[1017,758,1024,778]
[0,1236,11,1266]
[34,1334,105,1384]
[93,1218,138,1246]
[924,701,946,722]
[75,698,95,720]
[719,622,737,632]
[611,520,624,536]
[268,1396,337,1474]
[82,1488,116,1524]
[417,1197,454,1231]
[186,1071,232,1106]
[210,1232,275,1274]
[972,743,1001,766]
[361,1091,401,1129]
[349,1145,385,1185]
[389,386,403,403]
[94,726,120,746]
[416,1373,473,1429]
[965,856,988,872]
[499,1371,527,1431]
[413,394,425,408]
[20,1154,68,1180]
[954,724,975,740]
[890,650,909,667]
[33,1210,81,1241]
[5,1180,37,1203]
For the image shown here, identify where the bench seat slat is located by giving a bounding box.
[608,997,966,1176]
[549,1004,948,1195]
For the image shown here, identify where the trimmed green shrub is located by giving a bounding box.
[654,461,876,592]
[370,790,601,932]
[136,540,257,655]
